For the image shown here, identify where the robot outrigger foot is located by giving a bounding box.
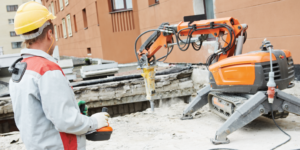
[181,85,211,120]
[211,90,300,145]
[211,136,230,145]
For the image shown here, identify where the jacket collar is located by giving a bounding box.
[20,49,57,64]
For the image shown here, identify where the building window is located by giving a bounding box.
[149,0,159,6]
[7,5,18,12]
[10,31,18,37]
[60,24,63,38]
[95,2,99,25]
[87,47,91,55]
[82,8,88,29]
[11,42,22,49]
[51,2,55,15]
[54,25,58,41]
[57,25,60,38]
[56,0,60,13]
[111,0,132,11]
[48,5,52,13]
[59,0,64,10]
[62,18,67,38]
[73,15,77,32]
[65,0,69,6]
[66,14,72,37]
[148,0,159,6]
[8,19,14,24]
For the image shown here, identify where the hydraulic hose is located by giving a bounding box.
[134,29,162,63]
[270,104,291,150]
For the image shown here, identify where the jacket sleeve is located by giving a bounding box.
[38,70,98,135]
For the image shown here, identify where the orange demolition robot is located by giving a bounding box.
[135,16,299,146]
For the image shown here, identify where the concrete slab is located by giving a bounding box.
[58,59,74,69]
[81,68,119,78]
[81,63,118,72]
[66,73,77,81]
[0,54,20,68]
[62,68,73,74]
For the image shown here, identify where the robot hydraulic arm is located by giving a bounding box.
[134,17,248,110]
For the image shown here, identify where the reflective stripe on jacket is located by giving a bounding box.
[9,49,98,150]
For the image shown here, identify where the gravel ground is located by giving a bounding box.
[1,97,299,150]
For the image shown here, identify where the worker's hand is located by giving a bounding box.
[91,112,110,129]
[78,100,88,115]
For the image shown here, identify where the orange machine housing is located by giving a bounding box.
[208,50,294,93]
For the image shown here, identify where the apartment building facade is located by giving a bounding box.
[0,0,35,55]
[41,0,212,63]
[41,0,300,64]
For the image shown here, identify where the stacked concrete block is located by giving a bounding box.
[58,59,76,81]
[80,63,119,79]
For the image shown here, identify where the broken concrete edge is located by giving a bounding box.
[73,69,192,91]
[0,81,9,98]
[81,68,119,78]
[74,70,194,109]
[81,63,118,72]
[0,69,194,119]
[72,66,191,87]
[0,97,13,121]
[0,67,215,121]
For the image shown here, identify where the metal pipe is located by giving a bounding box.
[167,37,199,47]
[269,47,273,72]
[150,100,155,112]
[234,30,244,56]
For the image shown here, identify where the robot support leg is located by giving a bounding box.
[181,85,211,120]
[211,92,268,144]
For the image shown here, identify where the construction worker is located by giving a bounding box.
[9,2,109,150]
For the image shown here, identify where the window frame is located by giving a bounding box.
[66,14,73,37]
[59,0,64,10]
[7,5,18,12]
[51,2,55,15]
[62,18,67,38]
[65,0,69,6]
[11,41,22,49]
[8,19,14,24]
[56,0,60,13]
[87,47,91,55]
[10,31,18,37]
[82,8,88,29]
[48,5,52,14]
[54,25,58,41]
[73,15,78,33]
[148,0,159,7]
[111,0,132,12]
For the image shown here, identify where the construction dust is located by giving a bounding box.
[1,96,300,150]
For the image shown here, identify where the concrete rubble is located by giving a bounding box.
[72,68,195,116]
[0,67,201,132]
[1,99,299,150]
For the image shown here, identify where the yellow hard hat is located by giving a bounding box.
[14,1,56,35]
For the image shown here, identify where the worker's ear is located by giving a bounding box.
[46,29,53,41]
